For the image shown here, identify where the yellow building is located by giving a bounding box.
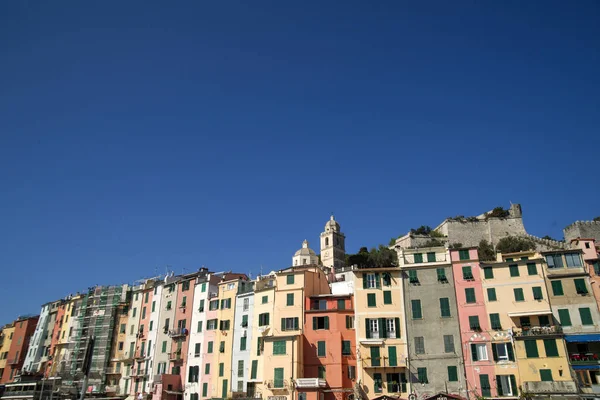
[106,297,130,394]
[0,324,15,382]
[253,264,330,400]
[482,251,577,398]
[353,265,408,399]
[212,274,248,399]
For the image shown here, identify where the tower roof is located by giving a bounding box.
[325,215,340,232]
[294,239,317,257]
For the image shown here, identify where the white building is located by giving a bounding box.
[23,303,51,373]
[231,281,255,394]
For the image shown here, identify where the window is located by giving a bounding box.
[120,323,126,334]
[251,360,258,380]
[483,267,494,279]
[551,280,564,296]
[182,281,190,291]
[575,279,588,294]
[440,298,451,317]
[219,341,225,353]
[469,315,481,330]
[514,288,524,302]
[338,299,346,309]
[533,286,544,300]
[207,341,213,353]
[274,368,284,388]
[580,308,593,325]
[493,342,514,362]
[346,315,355,329]
[132,308,137,317]
[286,293,294,306]
[201,282,206,292]
[152,301,156,312]
[195,343,201,357]
[487,288,497,301]
[383,291,392,304]
[417,367,428,384]
[427,252,436,262]
[593,261,600,275]
[367,293,376,307]
[220,298,231,309]
[383,272,392,286]
[366,318,379,339]
[540,369,553,381]
[437,268,447,282]
[546,254,564,269]
[539,315,550,326]
[273,340,286,356]
[342,341,351,355]
[544,339,559,357]
[520,316,531,328]
[237,381,243,392]
[414,253,423,263]
[480,375,491,397]
[565,253,582,268]
[162,341,167,353]
[197,321,203,332]
[411,300,422,319]
[262,296,268,304]
[204,363,211,374]
[238,360,244,377]
[388,346,398,366]
[219,363,224,377]
[219,320,230,330]
[448,366,458,382]
[490,313,502,330]
[463,266,473,280]
[558,309,572,326]
[209,300,218,310]
[527,263,538,275]
[471,343,488,361]
[443,335,454,353]
[415,337,425,354]
[465,288,476,304]
[370,347,381,366]
[525,340,539,358]
[459,249,470,260]
[348,365,356,380]
[386,318,396,337]
[366,273,377,288]
[240,336,247,351]
[257,338,264,355]
[207,319,218,330]
[281,317,299,331]
[241,314,248,327]
[313,316,329,330]
[408,270,419,284]
[317,341,326,357]
[373,373,383,393]
[242,298,249,311]
[287,275,295,284]
[509,264,519,277]
[258,313,270,326]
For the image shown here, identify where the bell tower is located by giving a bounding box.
[320,215,346,271]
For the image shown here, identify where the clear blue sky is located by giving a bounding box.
[1,1,599,324]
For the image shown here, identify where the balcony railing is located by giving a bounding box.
[570,353,600,364]
[1,390,36,398]
[513,325,563,338]
[168,328,188,339]
[169,352,183,363]
[8,358,20,365]
[134,351,146,360]
[522,381,577,394]
[294,378,326,389]
[362,357,405,368]
[119,352,134,362]
[266,379,289,390]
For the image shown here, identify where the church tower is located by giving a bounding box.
[320,215,346,271]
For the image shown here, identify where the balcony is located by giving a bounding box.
[168,328,188,339]
[119,352,134,362]
[522,381,577,394]
[294,378,326,389]
[570,353,600,364]
[8,358,21,365]
[134,351,146,360]
[513,325,563,338]
[362,357,405,368]
[169,351,183,363]
[130,370,148,378]
[105,385,120,394]
[266,379,289,390]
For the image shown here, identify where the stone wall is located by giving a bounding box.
[439,216,527,248]
[564,221,600,242]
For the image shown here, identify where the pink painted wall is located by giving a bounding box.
[450,248,497,399]
[200,297,218,396]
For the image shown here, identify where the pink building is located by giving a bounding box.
[451,248,496,399]
[200,292,219,399]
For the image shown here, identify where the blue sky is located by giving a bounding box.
[1,1,599,324]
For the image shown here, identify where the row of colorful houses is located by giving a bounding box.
[2,211,600,400]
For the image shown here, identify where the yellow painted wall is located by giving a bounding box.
[514,338,571,383]
[0,326,15,371]
[250,278,276,398]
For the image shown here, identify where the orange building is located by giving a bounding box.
[0,316,39,383]
[300,294,356,400]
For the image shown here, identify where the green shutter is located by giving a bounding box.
[440,298,451,317]
[251,360,257,379]
[375,273,381,288]
[208,341,213,353]
[342,340,351,355]
[527,263,538,275]
[205,363,210,374]
[388,346,397,366]
[294,317,299,330]
[287,275,294,284]
[551,280,564,296]
[240,337,246,351]
[370,347,381,367]
[324,316,329,329]
[338,299,345,309]
[427,252,436,262]
[462,266,473,280]
[580,308,593,325]
[162,341,167,353]
[383,291,392,304]
[448,366,458,382]
[533,287,543,300]
[558,309,572,326]
[575,279,588,294]
[202,383,208,397]
[414,253,423,263]
[379,318,387,339]
[484,267,494,279]
[365,318,371,339]
[514,288,524,302]
[373,373,382,393]
[395,318,401,338]
[408,270,418,283]
[417,367,428,384]
[274,368,284,388]
[491,343,498,361]
[480,375,491,397]
[487,288,497,301]
[469,315,480,330]
[286,293,294,306]
[540,369,553,382]
[507,343,515,361]
[490,313,502,330]
[411,300,422,319]
[509,264,519,277]
[281,318,286,332]
[368,293,376,307]
[437,268,446,281]
[317,341,326,357]
[219,363,224,377]
[459,249,469,260]
[496,375,504,396]
[363,273,369,289]
[543,339,559,357]
[471,344,478,361]
[465,288,476,303]
[524,340,539,358]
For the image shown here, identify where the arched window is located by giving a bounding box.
[325,238,329,246]
[303,258,307,265]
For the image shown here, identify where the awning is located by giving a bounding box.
[507,310,553,317]
[572,365,600,370]
[565,334,600,343]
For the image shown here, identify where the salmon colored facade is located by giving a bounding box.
[172,276,195,384]
[301,294,356,400]
[0,316,38,383]
[132,286,155,394]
